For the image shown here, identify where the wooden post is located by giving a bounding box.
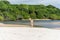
[29,18,33,27]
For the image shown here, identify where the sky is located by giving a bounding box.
[7,0,60,8]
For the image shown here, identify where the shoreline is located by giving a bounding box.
[0,23,30,27]
[0,23,60,30]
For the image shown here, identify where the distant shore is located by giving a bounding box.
[23,19,51,20]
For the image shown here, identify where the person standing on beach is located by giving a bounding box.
[29,18,34,27]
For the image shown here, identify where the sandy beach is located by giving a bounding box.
[0,27,60,40]
[0,22,60,40]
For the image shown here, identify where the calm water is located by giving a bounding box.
[1,20,60,28]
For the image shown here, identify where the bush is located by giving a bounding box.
[0,16,4,21]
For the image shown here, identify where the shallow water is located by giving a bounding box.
[0,20,60,28]
[34,20,60,28]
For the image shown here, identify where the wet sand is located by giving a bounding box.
[0,23,30,27]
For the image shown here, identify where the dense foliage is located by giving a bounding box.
[0,1,60,21]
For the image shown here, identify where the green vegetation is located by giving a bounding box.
[0,1,60,21]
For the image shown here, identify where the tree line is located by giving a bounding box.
[0,1,60,21]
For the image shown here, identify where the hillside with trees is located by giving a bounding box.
[0,1,60,21]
